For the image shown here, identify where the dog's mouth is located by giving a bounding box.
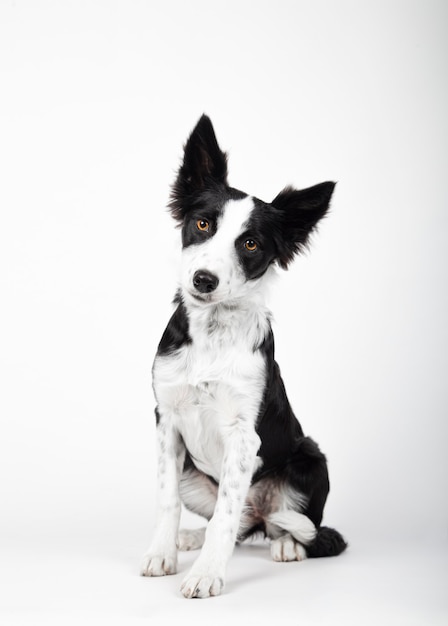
[188,290,217,305]
[186,289,243,312]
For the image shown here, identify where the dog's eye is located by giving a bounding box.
[244,239,257,252]
[196,219,210,232]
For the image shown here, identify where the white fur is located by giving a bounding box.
[270,534,307,562]
[153,302,268,480]
[178,527,206,551]
[268,510,317,545]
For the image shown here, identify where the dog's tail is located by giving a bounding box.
[305,526,348,558]
[268,511,347,558]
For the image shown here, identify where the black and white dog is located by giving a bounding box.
[141,115,346,598]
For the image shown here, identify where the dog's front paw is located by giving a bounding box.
[140,551,177,577]
[180,570,224,598]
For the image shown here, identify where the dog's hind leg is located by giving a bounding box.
[268,510,317,544]
[270,533,307,562]
[267,510,316,562]
[179,459,219,519]
[178,527,206,551]
[265,436,347,561]
[177,458,218,551]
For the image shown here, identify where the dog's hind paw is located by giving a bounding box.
[270,534,307,562]
[177,528,206,551]
[140,552,177,577]
[181,571,224,598]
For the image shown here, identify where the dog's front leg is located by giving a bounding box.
[141,408,185,577]
[181,423,260,598]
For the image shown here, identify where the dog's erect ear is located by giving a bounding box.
[272,181,335,268]
[169,115,228,222]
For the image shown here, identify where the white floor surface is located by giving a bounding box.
[1,530,446,626]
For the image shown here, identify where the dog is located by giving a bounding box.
[141,115,347,598]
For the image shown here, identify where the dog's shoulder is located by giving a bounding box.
[157,293,191,356]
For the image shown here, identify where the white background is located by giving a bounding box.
[1,1,447,624]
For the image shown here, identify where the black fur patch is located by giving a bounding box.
[156,294,191,356]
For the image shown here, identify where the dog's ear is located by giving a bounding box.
[272,181,335,268]
[169,115,228,222]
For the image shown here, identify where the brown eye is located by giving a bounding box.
[244,239,257,252]
[196,219,209,232]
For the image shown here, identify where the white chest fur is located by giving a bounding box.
[153,302,269,481]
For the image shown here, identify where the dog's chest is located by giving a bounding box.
[153,310,268,480]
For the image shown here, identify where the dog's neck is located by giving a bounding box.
[181,287,272,350]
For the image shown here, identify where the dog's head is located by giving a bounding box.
[169,115,335,306]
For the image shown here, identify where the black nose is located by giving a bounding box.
[193,270,219,294]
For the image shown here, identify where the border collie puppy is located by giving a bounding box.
[141,115,347,598]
